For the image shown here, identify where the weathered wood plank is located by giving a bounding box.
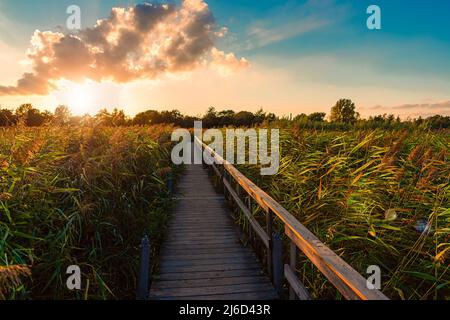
[153,290,278,301]
[155,268,265,281]
[150,282,275,299]
[160,256,259,269]
[160,261,261,274]
[162,251,253,261]
[162,247,250,256]
[152,275,269,290]
[162,239,240,248]
[161,243,243,251]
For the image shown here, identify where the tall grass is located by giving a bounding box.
[238,128,449,299]
[0,125,178,299]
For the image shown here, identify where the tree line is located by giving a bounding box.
[1,99,449,129]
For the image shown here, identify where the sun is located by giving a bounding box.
[65,82,96,115]
[53,80,125,115]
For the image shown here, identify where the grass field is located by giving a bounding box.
[237,127,450,299]
[0,125,178,299]
[1,124,449,300]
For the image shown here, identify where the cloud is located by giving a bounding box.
[365,100,450,118]
[246,0,347,48]
[210,48,250,76]
[0,0,248,96]
[390,101,450,110]
[369,101,450,111]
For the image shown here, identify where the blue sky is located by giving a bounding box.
[0,0,449,117]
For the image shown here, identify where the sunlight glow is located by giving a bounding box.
[52,80,124,116]
[63,82,96,115]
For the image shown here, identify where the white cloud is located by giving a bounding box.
[0,1,248,96]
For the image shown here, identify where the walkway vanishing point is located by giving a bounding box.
[149,139,389,301]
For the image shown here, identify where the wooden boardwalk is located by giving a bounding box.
[149,146,277,300]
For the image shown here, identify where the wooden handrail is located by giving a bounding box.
[194,136,389,300]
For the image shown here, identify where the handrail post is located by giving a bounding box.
[247,196,253,245]
[266,210,273,280]
[273,232,284,297]
[136,234,151,300]
[289,240,297,300]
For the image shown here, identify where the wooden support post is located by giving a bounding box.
[289,240,297,300]
[247,196,253,243]
[136,234,151,300]
[266,210,273,280]
[223,170,228,201]
[219,164,225,192]
[273,232,284,297]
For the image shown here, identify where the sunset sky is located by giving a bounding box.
[0,0,449,118]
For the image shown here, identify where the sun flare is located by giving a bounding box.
[62,82,96,115]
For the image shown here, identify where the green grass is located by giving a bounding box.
[0,125,179,299]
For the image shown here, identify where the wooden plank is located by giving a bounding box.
[162,251,253,261]
[155,268,265,281]
[284,264,310,300]
[159,261,261,274]
[150,282,275,298]
[168,226,235,232]
[152,276,269,290]
[161,243,242,251]
[162,238,239,248]
[166,234,237,241]
[162,247,250,256]
[153,290,278,301]
[160,256,258,268]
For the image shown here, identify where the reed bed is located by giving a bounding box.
[238,128,449,300]
[0,125,178,299]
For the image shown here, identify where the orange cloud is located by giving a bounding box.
[0,0,248,96]
[210,48,250,76]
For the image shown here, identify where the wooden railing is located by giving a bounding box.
[194,137,389,300]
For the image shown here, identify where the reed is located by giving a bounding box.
[0,125,179,299]
[237,128,449,300]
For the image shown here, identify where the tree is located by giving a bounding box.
[27,109,52,126]
[330,99,359,123]
[15,104,52,126]
[133,110,160,125]
[53,105,71,126]
[217,110,235,126]
[308,112,326,122]
[110,108,127,126]
[202,107,218,128]
[15,104,33,118]
[95,108,128,126]
[233,111,255,127]
[0,109,17,126]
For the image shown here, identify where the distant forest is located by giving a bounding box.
[1,99,449,130]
